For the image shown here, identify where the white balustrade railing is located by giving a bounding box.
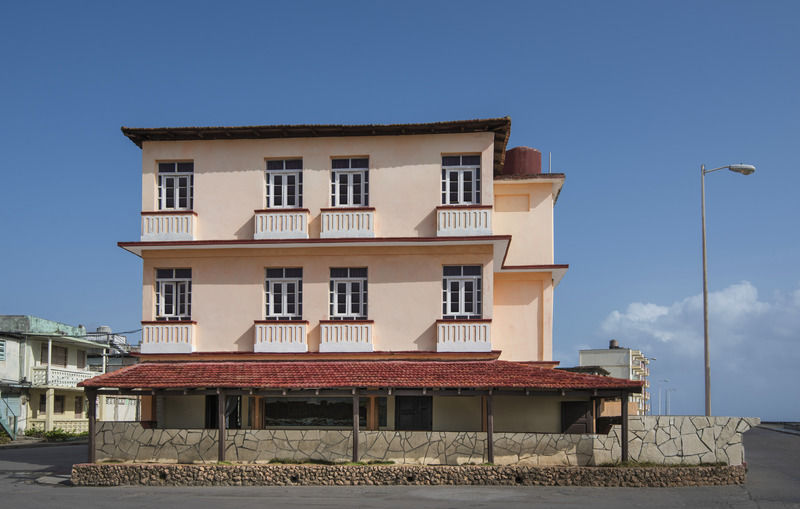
[141,212,196,241]
[140,321,195,354]
[319,321,374,352]
[28,419,88,433]
[53,420,89,433]
[320,208,375,238]
[436,320,492,352]
[436,206,492,236]
[254,209,309,239]
[31,366,97,387]
[254,321,308,352]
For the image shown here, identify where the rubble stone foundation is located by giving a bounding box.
[71,462,747,487]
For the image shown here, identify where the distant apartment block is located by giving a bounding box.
[579,340,651,415]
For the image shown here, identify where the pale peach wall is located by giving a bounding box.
[493,274,542,361]
[493,182,554,265]
[142,245,494,352]
[493,272,553,362]
[140,132,495,240]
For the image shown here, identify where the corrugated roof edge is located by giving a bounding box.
[121,117,512,174]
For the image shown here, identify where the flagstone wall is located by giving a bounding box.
[94,416,759,466]
[598,416,760,466]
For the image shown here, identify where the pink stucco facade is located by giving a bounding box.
[125,121,566,361]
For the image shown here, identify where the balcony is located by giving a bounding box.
[31,366,96,388]
[141,211,197,241]
[320,207,375,238]
[254,209,309,239]
[436,319,492,352]
[436,205,492,236]
[140,321,196,354]
[319,320,373,352]
[254,321,308,353]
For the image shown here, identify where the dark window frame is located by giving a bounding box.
[441,155,481,205]
[157,161,194,211]
[329,268,368,320]
[155,268,192,321]
[442,265,483,319]
[330,158,369,207]
[266,159,303,208]
[265,268,303,320]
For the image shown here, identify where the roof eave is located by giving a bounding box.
[121,117,512,175]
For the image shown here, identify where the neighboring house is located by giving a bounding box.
[81,118,643,464]
[0,315,100,435]
[84,326,140,422]
[579,340,651,415]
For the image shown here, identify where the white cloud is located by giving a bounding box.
[601,281,774,356]
[599,281,800,419]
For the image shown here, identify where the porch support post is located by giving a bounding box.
[44,388,54,432]
[486,391,494,464]
[621,391,629,462]
[46,338,52,385]
[217,390,226,462]
[352,389,359,463]
[87,389,97,464]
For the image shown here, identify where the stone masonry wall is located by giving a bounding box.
[596,416,760,466]
[96,424,354,464]
[95,416,759,466]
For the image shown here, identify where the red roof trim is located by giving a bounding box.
[318,319,374,324]
[435,205,493,211]
[494,173,566,181]
[133,350,503,362]
[319,207,377,212]
[254,320,309,325]
[436,319,492,324]
[254,208,310,214]
[141,211,198,216]
[141,320,197,325]
[502,264,570,270]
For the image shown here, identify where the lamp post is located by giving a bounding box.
[665,388,677,415]
[701,163,755,417]
[658,379,669,415]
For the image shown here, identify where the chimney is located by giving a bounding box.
[503,147,542,176]
[609,339,619,349]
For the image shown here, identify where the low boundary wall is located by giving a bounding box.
[95,416,759,466]
[72,463,747,487]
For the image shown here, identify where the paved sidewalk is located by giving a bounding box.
[0,429,798,508]
[0,438,87,450]
[758,423,800,437]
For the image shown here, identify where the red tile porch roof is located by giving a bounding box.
[79,360,642,392]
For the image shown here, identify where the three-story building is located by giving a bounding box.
[83,118,642,464]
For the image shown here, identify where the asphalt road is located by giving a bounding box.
[0,427,797,508]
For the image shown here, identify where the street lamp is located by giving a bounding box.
[701,163,756,417]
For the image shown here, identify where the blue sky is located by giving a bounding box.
[1,1,797,419]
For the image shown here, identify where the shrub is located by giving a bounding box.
[24,427,45,437]
[40,428,89,441]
